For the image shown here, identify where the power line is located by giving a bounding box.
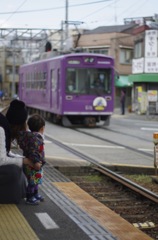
[123,0,150,19]
[80,0,116,20]
[0,0,112,15]
[0,0,28,27]
[92,0,150,27]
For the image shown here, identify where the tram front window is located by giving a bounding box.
[66,68,111,95]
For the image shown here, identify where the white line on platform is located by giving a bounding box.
[141,127,158,131]
[138,148,153,152]
[63,143,125,149]
[35,213,59,229]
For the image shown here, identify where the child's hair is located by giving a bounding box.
[27,114,45,132]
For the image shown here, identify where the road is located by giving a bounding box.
[44,114,156,168]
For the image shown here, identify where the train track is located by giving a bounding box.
[45,132,156,202]
[102,126,152,143]
[45,131,158,205]
[59,165,158,239]
[74,128,153,158]
[94,166,158,203]
[44,128,158,239]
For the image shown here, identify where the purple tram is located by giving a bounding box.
[18,53,115,127]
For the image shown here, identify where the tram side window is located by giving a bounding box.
[66,69,77,93]
[51,70,56,91]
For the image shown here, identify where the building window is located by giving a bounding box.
[90,48,109,55]
[83,48,109,55]
[6,51,12,57]
[120,48,133,64]
[134,41,143,58]
[6,66,12,74]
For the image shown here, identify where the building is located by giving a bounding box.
[129,16,158,114]
[2,20,157,106]
[0,45,23,98]
[0,24,138,103]
[0,28,56,97]
[74,23,137,108]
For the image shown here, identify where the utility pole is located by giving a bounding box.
[61,20,64,52]
[60,0,69,52]
[65,0,69,41]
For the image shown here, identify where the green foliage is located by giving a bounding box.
[83,175,104,182]
[124,174,152,184]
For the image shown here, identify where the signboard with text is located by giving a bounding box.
[132,58,144,74]
[145,30,158,58]
[145,58,158,73]
[147,90,158,102]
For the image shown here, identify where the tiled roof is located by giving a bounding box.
[83,24,137,34]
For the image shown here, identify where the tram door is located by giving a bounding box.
[50,69,54,109]
[50,68,60,111]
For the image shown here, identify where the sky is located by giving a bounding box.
[0,0,157,30]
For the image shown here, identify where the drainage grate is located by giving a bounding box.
[41,164,118,240]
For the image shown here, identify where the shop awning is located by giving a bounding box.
[129,73,158,83]
[115,75,133,88]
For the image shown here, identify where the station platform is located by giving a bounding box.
[0,160,153,240]
[0,106,154,239]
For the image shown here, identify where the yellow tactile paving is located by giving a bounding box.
[53,182,153,240]
[0,204,39,240]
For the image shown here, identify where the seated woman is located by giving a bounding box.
[0,102,32,204]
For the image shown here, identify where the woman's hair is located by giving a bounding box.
[6,99,28,125]
[6,99,28,141]
[10,122,27,141]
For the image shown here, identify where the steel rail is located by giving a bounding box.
[93,166,158,204]
[45,133,158,204]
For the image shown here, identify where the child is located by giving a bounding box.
[18,114,46,205]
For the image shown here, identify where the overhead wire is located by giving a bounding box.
[121,0,150,19]
[83,0,150,27]
[0,1,113,15]
[0,0,152,29]
[0,0,153,28]
[78,0,117,20]
[0,0,28,27]
[109,0,150,23]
